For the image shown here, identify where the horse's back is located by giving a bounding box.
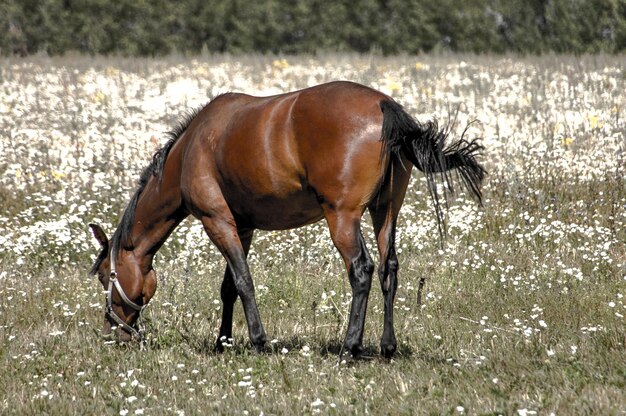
[185,82,392,229]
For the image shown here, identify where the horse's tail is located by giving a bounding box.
[379,99,486,239]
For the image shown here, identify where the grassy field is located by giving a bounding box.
[0,54,624,415]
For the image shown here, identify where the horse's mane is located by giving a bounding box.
[90,105,204,275]
[113,106,205,250]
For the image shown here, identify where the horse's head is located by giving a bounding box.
[89,223,157,342]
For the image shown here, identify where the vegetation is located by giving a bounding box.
[1,0,625,56]
[0,54,624,414]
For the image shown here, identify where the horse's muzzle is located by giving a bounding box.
[102,317,137,343]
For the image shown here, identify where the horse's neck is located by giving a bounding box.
[128,178,185,270]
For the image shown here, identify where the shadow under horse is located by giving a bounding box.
[89,81,485,358]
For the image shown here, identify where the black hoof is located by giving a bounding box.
[340,344,364,361]
[380,343,397,358]
[252,341,267,354]
[215,336,233,353]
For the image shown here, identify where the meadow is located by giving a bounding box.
[0,54,624,415]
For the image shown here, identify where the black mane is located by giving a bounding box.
[113,106,204,249]
[91,105,204,274]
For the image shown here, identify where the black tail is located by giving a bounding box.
[380,100,486,239]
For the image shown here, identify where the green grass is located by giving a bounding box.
[1,262,624,415]
[1,172,624,414]
[1,54,625,414]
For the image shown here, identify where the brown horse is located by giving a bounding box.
[89,81,484,358]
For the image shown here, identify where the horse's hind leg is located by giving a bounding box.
[215,228,254,352]
[369,160,411,358]
[369,206,400,358]
[324,208,374,358]
[200,216,266,351]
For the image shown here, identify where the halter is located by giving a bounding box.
[106,250,146,342]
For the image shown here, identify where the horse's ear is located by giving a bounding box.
[89,223,109,249]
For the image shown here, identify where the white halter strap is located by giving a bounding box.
[106,250,145,341]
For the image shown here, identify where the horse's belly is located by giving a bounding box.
[231,189,324,230]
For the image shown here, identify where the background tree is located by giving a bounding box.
[0,0,624,56]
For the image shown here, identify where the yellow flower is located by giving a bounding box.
[51,170,66,180]
[194,66,209,76]
[561,137,574,147]
[384,79,402,96]
[553,122,564,135]
[104,66,119,76]
[587,114,602,129]
[272,59,289,69]
[93,91,107,103]
[415,62,426,71]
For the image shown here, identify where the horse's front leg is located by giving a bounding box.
[215,228,254,352]
[201,217,266,352]
[324,208,375,358]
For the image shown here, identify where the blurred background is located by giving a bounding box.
[1,0,625,57]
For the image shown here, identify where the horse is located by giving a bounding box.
[89,81,485,358]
